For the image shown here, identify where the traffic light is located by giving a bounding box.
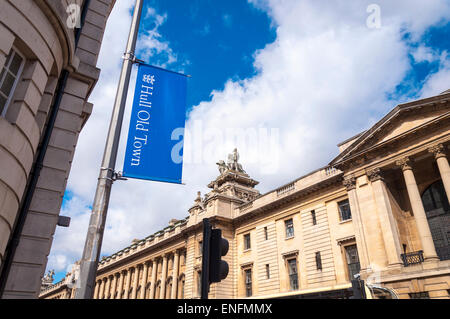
[209,228,229,282]
[200,218,229,299]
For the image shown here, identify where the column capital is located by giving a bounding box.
[428,143,446,160]
[396,156,412,171]
[343,175,356,191]
[367,167,384,182]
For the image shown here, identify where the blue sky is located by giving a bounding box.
[48,0,450,284]
[391,21,450,99]
[136,0,276,111]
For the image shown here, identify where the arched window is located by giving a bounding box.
[145,282,151,299]
[421,180,450,260]
[155,280,161,299]
[197,270,202,297]
[136,286,141,299]
[178,274,185,299]
[165,277,172,299]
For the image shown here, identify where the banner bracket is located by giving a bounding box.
[112,171,128,182]
[122,51,144,64]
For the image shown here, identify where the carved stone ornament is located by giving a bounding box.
[367,168,383,182]
[428,143,446,159]
[395,157,412,171]
[343,175,356,191]
[216,148,246,174]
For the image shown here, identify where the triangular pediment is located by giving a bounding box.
[330,91,450,168]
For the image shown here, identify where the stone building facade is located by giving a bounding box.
[40,90,450,299]
[0,0,116,298]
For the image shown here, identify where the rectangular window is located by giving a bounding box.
[315,251,322,270]
[266,264,270,279]
[345,244,360,280]
[244,234,251,250]
[408,292,430,299]
[199,241,203,256]
[264,226,268,240]
[0,48,25,116]
[311,210,317,225]
[285,219,294,238]
[338,199,352,221]
[287,258,299,290]
[244,269,252,297]
[197,271,202,297]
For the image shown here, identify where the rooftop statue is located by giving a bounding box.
[41,269,55,289]
[217,148,246,174]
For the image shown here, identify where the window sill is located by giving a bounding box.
[285,236,295,240]
[339,219,352,225]
[243,249,251,253]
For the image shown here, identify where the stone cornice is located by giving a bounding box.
[207,170,259,189]
[281,250,299,258]
[330,95,450,171]
[233,172,343,225]
[342,136,450,178]
[336,235,356,246]
[240,261,254,269]
[96,216,232,275]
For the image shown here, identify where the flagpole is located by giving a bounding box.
[74,0,144,299]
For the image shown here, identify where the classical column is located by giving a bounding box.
[396,157,439,260]
[131,266,139,299]
[117,270,125,299]
[98,278,105,299]
[429,144,450,200]
[104,276,111,299]
[140,262,149,299]
[367,168,403,267]
[111,273,118,299]
[159,255,168,299]
[149,259,158,299]
[93,281,100,299]
[124,268,132,299]
[171,251,180,299]
[343,175,370,271]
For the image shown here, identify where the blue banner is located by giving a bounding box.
[123,64,187,184]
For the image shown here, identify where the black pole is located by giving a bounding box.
[351,278,366,299]
[0,0,92,296]
[201,218,211,299]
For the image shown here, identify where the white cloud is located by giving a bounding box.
[412,46,439,63]
[47,0,450,272]
[419,51,450,98]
